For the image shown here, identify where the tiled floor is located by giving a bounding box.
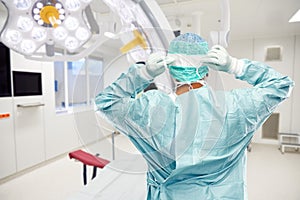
[0,134,300,200]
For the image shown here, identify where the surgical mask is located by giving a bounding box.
[168,65,209,83]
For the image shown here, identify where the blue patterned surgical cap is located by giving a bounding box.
[168,33,209,55]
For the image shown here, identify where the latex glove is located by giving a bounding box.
[200,45,244,76]
[146,52,175,78]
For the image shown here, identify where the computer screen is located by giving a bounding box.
[13,71,42,96]
[0,43,12,97]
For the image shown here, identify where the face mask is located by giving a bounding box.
[168,65,209,83]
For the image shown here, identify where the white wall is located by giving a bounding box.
[225,35,299,144]
[291,35,300,133]
[103,53,130,88]
[220,38,254,90]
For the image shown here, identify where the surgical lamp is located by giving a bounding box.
[0,0,95,58]
[0,0,174,62]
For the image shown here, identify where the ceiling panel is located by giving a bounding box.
[158,0,300,39]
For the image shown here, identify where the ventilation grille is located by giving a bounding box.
[265,46,282,61]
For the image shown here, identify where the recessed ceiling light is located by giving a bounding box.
[289,9,300,23]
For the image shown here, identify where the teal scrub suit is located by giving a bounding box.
[95,59,294,200]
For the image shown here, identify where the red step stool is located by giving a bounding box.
[69,149,110,185]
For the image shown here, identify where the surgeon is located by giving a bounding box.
[95,33,294,200]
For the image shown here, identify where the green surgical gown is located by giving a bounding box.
[95,59,294,200]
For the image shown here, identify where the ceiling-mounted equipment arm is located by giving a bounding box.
[134,0,170,52]
[85,5,100,34]
[210,0,230,47]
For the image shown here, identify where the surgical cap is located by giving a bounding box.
[168,33,209,55]
[168,33,209,81]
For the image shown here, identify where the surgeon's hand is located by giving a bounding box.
[200,45,244,76]
[146,52,175,78]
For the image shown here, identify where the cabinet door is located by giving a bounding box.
[0,98,17,179]
[14,97,45,171]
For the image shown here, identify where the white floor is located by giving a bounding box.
[0,134,300,200]
[247,143,300,200]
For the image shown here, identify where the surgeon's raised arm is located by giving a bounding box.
[231,59,294,125]
[95,64,152,128]
[95,53,174,132]
[202,45,294,129]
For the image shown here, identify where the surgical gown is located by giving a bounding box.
[95,60,294,200]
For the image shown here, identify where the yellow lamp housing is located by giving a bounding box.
[40,5,60,28]
[120,29,148,54]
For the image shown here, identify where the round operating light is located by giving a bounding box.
[36,2,43,9]
[53,27,68,40]
[32,27,47,41]
[20,40,36,54]
[55,3,62,9]
[5,29,22,45]
[38,19,44,26]
[14,0,32,10]
[75,27,90,41]
[65,0,81,11]
[17,16,33,32]
[64,17,79,30]
[65,36,79,50]
[59,9,65,14]
[34,14,40,20]
[59,15,65,20]
[33,8,40,14]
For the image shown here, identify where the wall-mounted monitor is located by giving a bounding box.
[13,71,42,96]
[0,42,11,97]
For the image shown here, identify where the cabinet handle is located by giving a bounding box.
[17,103,45,108]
